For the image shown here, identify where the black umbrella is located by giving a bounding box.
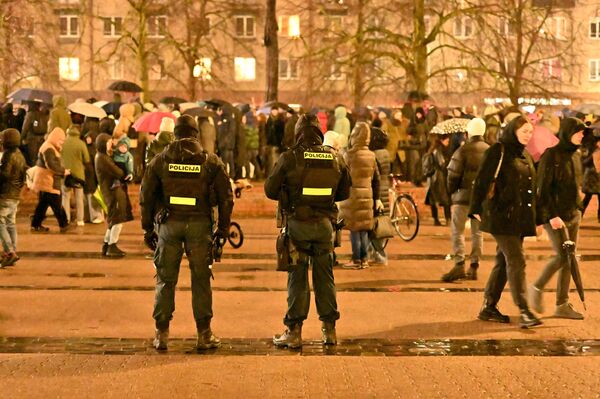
[559,227,586,310]
[263,101,295,114]
[108,80,142,92]
[102,102,122,119]
[184,107,216,119]
[7,88,53,105]
[159,96,187,105]
[203,98,232,109]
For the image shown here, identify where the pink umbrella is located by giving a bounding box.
[526,125,559,162]
[133,111,176,133]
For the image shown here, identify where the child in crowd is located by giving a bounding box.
[111,135,134,189]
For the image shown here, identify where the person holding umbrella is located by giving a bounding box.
[528,118,586,319]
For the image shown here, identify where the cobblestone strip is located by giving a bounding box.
[1,337,600,356]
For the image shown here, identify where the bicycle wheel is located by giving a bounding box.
[390,194,419,241]
[227,221,244,249]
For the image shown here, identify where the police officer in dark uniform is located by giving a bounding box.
[265,114,352,348]
[140,114,233,351]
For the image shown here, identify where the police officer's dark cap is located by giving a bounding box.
[174,114,199,139]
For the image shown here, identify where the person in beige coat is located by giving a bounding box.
[339,122,380,269]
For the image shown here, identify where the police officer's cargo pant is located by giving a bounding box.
[485,235,528,310]
[153,218,213,330]
[284,218,340,327]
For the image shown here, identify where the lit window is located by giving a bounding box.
[453,16,473,39]
[59,15,79,37]
[148,16,167,38]
[543,16,568,40]
[498,17,512,37]
[59,57,80,81]
[590,59,600,81]
[149,62,164,80]
[234,57,256,81]
[103,17,123,37]
[193,58,212,80]
[108,60,123,80]
[278,15,301,37]
[590,19,600,39]
[279,58,299,80]
[234,16,255,38]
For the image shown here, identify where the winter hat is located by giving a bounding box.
[174,114,199,139]
[159,117,175,133]
[467,118,486,138]
[0,128,20,148]
[323,131,340,150]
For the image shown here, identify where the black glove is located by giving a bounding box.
[144,230,158,251]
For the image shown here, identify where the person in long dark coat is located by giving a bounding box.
[469,115,541,329]
[582,134,600,222]
[95,133,133,258]
[424,134,452,225]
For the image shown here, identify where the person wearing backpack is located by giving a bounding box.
[265,114,351,349]
[21,101,49,166]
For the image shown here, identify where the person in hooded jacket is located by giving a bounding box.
[81,116,103,224]
[61,113,89,226]
[30,127,70,233]
[265,114,351,349]
[48,95,71,133]
[368,127,390,265]
[145,117,175,166]
[528,118,586,320]
[469,116,541,328]
[140,114,233,352]
[0,129,27,267]
[339,122,380,269]
[21,101,49,166]
[442,118,489,282]
[333,106,351,149]
[95,133,134,258]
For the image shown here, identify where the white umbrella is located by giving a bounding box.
[93,100,109,109]
[68,102,107,119]
[430,118,470,135]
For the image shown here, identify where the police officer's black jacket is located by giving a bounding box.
[536,117,585,224]
[140,137,233,234]
[264,119,351,221]
[469,118,537,237]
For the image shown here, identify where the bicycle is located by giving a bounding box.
[388,174,420,241]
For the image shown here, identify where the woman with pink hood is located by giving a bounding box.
[30,127,71,233]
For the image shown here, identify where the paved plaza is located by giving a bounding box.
[1,183,600,398]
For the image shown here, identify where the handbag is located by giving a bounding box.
[487,144,504,200]
[371,210,395,239]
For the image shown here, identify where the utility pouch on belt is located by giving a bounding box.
[155,208,170,225]
[333,218,345,248]
[276,226,298,272]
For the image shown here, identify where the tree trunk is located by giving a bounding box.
[264,0,278,102]
[412,0,428,94]
[137,2,150,102]
[352,0,365,109]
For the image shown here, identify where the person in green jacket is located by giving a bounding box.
[145,117,175,166]
[48,95,71,134]
[61,113,89,226]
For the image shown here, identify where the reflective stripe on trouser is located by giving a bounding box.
[284,218,339,327]
[153,218,213,327]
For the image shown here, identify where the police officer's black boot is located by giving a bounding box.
[273,324,302,349]
[153,329,169,351]
[106,243,126,258]
[321,322,337,345]
[196,321,221,350]
[441,261,466,282]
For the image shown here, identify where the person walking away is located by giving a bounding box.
[528,118,586,319]
[0,129,27,267]
[470,116,541,328]
[406,108,428,185]
[145,117,175,166]
[442,118,489,282]
[21,101,48,166]
[333,106,351,149]
[48,95,71,133]
[581,135,600,222]
[140,115,233,351]
[265,108,285,176]
[243,111,261,179]
[81,116,103,223]
[368,127,390,265]
[61,114,89,226]
[424,134,452,225]
[265,113,351,348]
[95,134,134,258]
[339,122,380,269]
[30,128,70,233]
[381,110,402,175]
